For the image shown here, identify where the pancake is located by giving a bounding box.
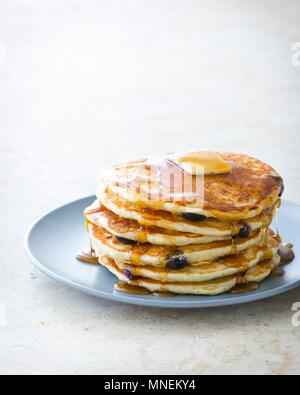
[97,247,277,283]
[100,152,283,221]
[94,230,280,283]
[88,223,264,267]
[85,200,231,246]
[244,256,281,282]
[95,231,280,282]
[100,192,278,237]
[98,254,281,295]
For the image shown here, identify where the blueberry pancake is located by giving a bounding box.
[98,255,281,296]
[88,223,264,267]
[99,151,283,221]
[96,230,280,284]
[97,193,278,238]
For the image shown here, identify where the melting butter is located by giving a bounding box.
[169,150,232,175]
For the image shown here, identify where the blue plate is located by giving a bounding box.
[25,196,300,308]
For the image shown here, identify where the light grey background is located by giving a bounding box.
[1,0,300,374]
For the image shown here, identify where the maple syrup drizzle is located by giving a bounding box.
[274,206,279,237]
[114,281,151,295]
[85,207,102,215]
[114,282,175,297]
[76,249,99,265]
[262,227,268,245]
[160,271,168,283]
[230,223,239,255]
[231,237,238,255]
[130,247,144,266]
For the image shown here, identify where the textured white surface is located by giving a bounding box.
[1,0,300,375]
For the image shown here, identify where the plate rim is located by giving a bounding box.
[25,196,300,309]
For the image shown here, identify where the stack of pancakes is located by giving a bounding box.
[84,151,284,295]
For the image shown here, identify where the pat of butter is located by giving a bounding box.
[169,150,232,175]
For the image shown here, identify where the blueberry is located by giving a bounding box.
[238,224,251,238]
[167,255,188,270]
[279,184,285,198]
[115,236,137,245]
[182,213,207,222]
[123,269,137,280]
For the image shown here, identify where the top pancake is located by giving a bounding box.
[100,152,283,221]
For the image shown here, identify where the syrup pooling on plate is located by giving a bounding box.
[152,291,176,297]
[114,281,177,297]
[76,248,99,265]
[230,282,258,294]
[270,266,285,278]
[278,244,295,264]
[114,281,151,295]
